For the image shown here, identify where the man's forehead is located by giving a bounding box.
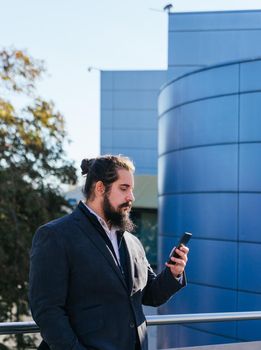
[116,169,134,185]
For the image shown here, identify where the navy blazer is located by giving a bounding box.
[29,202,186,350]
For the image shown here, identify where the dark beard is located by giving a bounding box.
[103,194,135,233]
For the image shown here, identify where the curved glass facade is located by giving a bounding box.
[158,58,261,348]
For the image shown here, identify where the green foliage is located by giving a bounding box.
[0,48,77,349]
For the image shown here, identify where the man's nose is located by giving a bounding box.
[126,191,135,202]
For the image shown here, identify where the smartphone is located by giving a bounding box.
[168,232,192,265]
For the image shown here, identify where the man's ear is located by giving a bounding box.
[95,181,105,197]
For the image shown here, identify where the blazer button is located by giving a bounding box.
[130,322,135,328]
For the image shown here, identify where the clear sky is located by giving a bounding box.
[1,0,261,173]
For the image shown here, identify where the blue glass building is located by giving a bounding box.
[157,10,261,348]
[99,9,261,348]
[100,70,166,174]
[167,10,261,79]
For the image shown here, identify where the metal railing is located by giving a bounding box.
[0,311,261,335]
[146,310,261,325]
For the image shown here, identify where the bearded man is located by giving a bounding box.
[29,155,189,350]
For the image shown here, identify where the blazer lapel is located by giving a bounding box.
[72,203,128,290]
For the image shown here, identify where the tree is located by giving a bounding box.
[0,48,77,349]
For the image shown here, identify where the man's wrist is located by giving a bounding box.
[174,272,183,281]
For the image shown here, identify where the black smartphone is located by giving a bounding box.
[168,232,192,265]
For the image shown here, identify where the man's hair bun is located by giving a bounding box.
[80,158,94,175]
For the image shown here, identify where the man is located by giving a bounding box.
[29,155,189,350]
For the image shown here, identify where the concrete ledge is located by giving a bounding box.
[163,341,261,350]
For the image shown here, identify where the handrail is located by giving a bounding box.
[146,311,261,325]
[0,311,261,335]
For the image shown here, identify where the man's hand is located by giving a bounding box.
[165,245,189,278]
